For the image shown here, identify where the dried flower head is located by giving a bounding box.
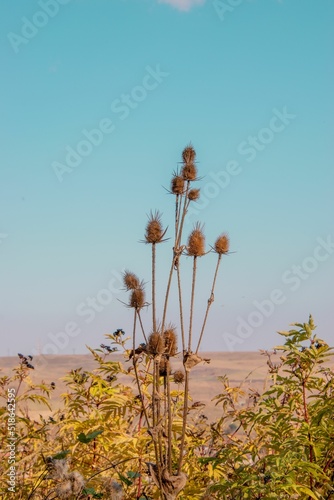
[182,145,196,164]
[181,162,197,181]
[188,188,200,201]
[163,327,178,357]
[171,174,185,195]
[187,223,205,257]
[69,471,85,495]
[145,210,166,244]
[173,370,185,384]
[214,233,230,255]
[47,458,69,480]
[129,287,145,310]
[56,480,72,499]
[103,478,124,500]
[159,357,170,376]
[123,271,140,291]
[148,331,165,356]
[54,469,85,499]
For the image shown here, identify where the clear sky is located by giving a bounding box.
[1,0,333,358]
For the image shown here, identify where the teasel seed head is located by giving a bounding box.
[129,286,145,310]
[187,222,205,257]
[159,356,170,377]
[214,233,230,255]
[145,210,166,244]
[123,270,140,291]
[163,326,178,357]
[173,370,185,384]
[188,188,200,201]
[148,331,165,356]
[181,162,197,181]
[171,174,185,195]
[182,145,196,164]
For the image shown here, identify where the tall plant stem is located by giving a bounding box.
[176,264,186,353]
[188,256,197,352]
[161,190,186,332]
[161,260,174,335]
[136,311,147,344]
[176,182,190,248]
[152,243,157,332]
[195,253,222,354]
[166,359,173,473]
[132,310,150,430]
[154,357,163,466]
[177,369,189,474]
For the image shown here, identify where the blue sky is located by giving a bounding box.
[0,0,333,357]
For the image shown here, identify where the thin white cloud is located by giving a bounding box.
[158,0,205,12]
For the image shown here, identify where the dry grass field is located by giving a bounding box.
[1,351,333,421]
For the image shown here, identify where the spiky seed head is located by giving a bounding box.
[129,287,145,310]
[163,327,178,357]
[145,211,165,244]
[171,175,185,195]
[159,357,170,376]
[181,162,197,181]
[182,145,196,164]
[123,271,140,291]
[188,188,200,201]
[148,332,165,356]
[214,233,230,255]
[187,223,205,257]
[173,370,185,384]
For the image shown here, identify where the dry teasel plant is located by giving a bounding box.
[121,145,230,499]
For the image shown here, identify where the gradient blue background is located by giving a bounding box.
[1,0,333,357]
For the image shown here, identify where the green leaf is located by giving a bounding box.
[52,450,70,460]
[82,487,103,498]
[127,470,141,479]
[77,429,103,443]
[118,472,133,486]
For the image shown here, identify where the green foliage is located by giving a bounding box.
[205,315,334,499]
[0,316,333,499]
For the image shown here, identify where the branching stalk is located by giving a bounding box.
[188,256,197,352]
[196,253,222,353]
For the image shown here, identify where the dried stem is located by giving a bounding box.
[131,310,150,431]
[152,242,157,332]
[166,359,173,473]
[196,253,222,354]
[136,310,147,344]
[176,264,186,353]
[188,256,197,352]
[177,369,189,474]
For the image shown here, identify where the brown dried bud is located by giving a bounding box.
[171,175,185,195]
[187,223,205,257]
[145,211,166,244]
[181,163,197,181]
[173,370,185,384]
[148,332,165,356]
[188,188,200,201]
[214,233,230,255]
[159,357,170,377]
[129,287,145,310]
[123,271,140,291]
[182,145,196,164]
[163,327,177,357]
